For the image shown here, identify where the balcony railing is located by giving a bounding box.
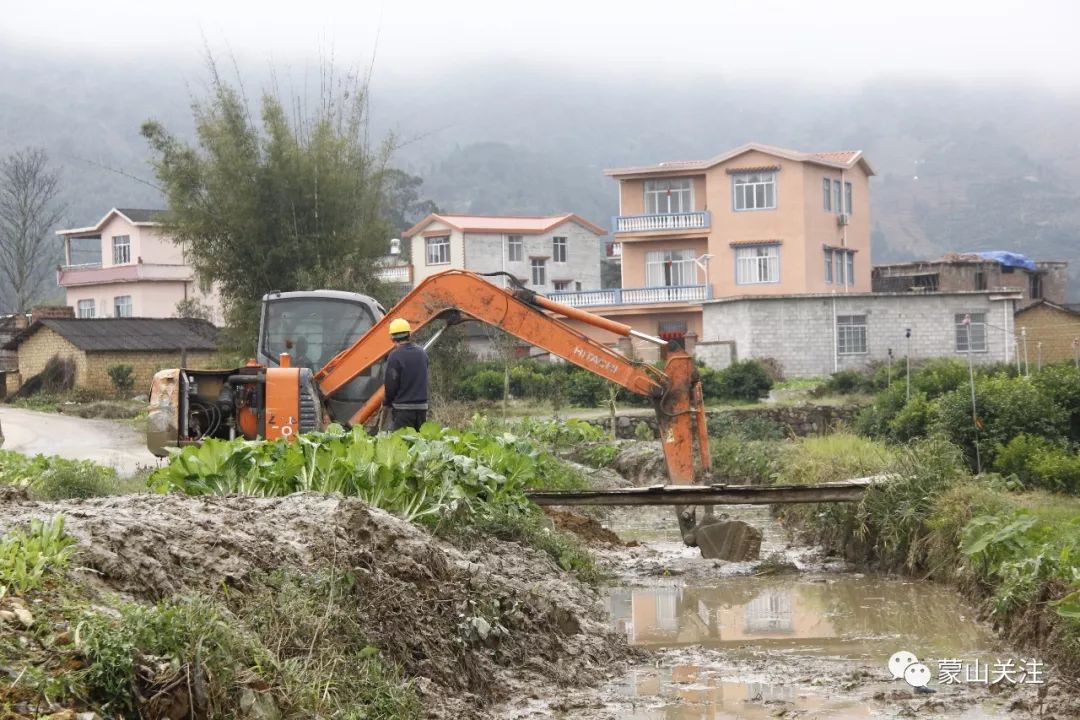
[375,264,412,284]
[547,284,711,308]
[57,262,193,287]
[612,211,710,234]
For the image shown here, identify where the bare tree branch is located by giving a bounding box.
[0,148,65,313]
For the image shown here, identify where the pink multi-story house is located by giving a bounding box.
[57,208,221,323]
[550,143,874,350]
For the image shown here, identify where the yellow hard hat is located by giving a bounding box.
[388,318,412,337]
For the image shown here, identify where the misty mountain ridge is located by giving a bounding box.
[2,48,1078,305]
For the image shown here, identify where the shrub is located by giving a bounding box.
[107,363,135,397]
[821,369,865,395]
[563,369,609,407]
[714,360,773,402]
[935,375,1068,468]
[994,434,1080,494]
[886,391,937,442]
[1031,364,1080,442]
[459,369,505,401]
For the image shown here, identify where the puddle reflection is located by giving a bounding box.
[613,668,873,719]
[607,575,993,657]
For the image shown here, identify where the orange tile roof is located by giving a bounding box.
[404,213,605,238]
[605,143,874,178]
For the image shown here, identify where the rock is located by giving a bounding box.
[0,610,16,624]
[239,688,282,720]
[694,519,763,561]
[78,713,101,720]
[12,606,34,628]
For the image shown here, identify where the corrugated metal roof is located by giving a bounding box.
[3,318,219,352]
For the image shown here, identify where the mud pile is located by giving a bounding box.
[0,494,628,718]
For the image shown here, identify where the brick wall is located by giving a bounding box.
[1016,304,1080,365]
[702,291,1018,378]
[84,350,216,395]
[16,327,88,386]
[14,326,216,394]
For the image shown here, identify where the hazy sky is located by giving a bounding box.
[4,0,1080,88]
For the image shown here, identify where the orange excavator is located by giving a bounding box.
[147,270,717,550]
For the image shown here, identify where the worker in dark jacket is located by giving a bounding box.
[383,318,429,431]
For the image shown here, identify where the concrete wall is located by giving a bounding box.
[461,220,603,293]
[1015,303,1080,364]
[702,291,1016,378]
[409,220,463,285]
[64,280,221,322]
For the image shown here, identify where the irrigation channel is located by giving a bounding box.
[507,501,1073,719]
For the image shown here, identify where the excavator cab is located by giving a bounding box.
[258,290,386,423]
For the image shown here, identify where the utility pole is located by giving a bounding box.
[887,348,893,388]
[1021,327,1029,376]
[963,315,981,474]
[1074,338,1079,369]
[905,328,912,402]
[1037,341,1043,372]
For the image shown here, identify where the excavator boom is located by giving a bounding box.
[314,270,710,486]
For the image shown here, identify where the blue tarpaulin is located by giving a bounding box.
[972,251,1037,272]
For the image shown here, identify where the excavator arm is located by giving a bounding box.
[314,270,711,487]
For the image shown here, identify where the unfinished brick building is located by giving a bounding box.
[872,253,1067,310]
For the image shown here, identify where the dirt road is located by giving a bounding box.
[0,406,157,475]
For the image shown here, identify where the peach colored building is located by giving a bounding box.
[56,208,222,324]
[551,143,874,359]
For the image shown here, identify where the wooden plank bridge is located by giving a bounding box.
[526,477,877,507]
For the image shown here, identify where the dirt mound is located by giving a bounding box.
[611,441,668,486]
[0,494,628,718]
[544,508,625,545]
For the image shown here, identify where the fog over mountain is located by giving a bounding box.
[3,44,1079,306]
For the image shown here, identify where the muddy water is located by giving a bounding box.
[511,504,1069,719]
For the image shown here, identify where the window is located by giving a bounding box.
[644,178,693,214]
[975,270,987,291]
[956,313,987,352]
[507,235,523,262]
[822,179,832,211]
[530,258,546,286]
[112,235,131,264]
[845,182,853,215]
[645,249,695,287]
[425,235,450,265]
[575,281,582,292]
[833,182,842,215]
[830,249,855,286]
[733,172,776,211]
[1030,273,1043,299]
[553,280,572,291]
[836,315,867,355]
[735,245,779,284]
[77,299,95,318]
[114,295,133,318]
[553,236,567,263]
